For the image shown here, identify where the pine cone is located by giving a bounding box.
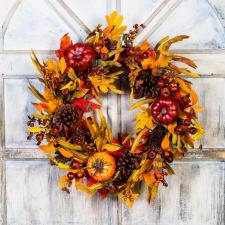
[71,128,86,145]
[115,152,141,184]
[133,70,160,99]
[52,104,81,131]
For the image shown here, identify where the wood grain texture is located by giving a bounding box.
[121,162,224,225]
[1,0,225,224]
[5,160,118,225]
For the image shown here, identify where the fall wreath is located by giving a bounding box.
[27,12,204,207]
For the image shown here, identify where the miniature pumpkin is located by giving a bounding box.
[65,43,96,71]
[87,152,116,181]
[151,96,179,125]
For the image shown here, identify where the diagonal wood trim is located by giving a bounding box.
[134,0,182,45]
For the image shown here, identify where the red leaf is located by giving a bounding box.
[108,149,125,157]
[98,188,109,200]
[72,97,100,112]
[87,177,97,186]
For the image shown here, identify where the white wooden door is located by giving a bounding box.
[0,0,224,225]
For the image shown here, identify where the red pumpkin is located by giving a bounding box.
[65,43,96,71]
[151,96,179,125]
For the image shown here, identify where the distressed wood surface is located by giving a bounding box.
[121,162,224,225]
[0,0,225,225]
[5,160,118,225]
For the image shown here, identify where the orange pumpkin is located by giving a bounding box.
[87,152,116,181]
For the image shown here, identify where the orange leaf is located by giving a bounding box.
[161,134,170,150]
[190,89,198,105]
[39,144,55,153]
[32,103,43,113]
[143,173,156,186]
[101,46,109,54]
[140,40,150,51]
[59,148,74,158]
[192,105,205,112]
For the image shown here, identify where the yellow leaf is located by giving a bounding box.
[148,183,159,203]
[32,113,49,119]
[28,126,43,133]
[59,57,67,74]
[109,87,124,94]
[156,54,172,67]
[154,35,170,50]
[72,88,89,98]
[161,134,170,150]
[58,140,82,151]
[129,98,154,110]
[57,175,70,187]
[59,148,74,158]
[102,144,121,152]
[160,35,189,55]
[60,81,75,91]
[99,86,109,93]
[68,68,76,80]
[131,128,148,153]
[39,144,56,153]
[176,77,191,93]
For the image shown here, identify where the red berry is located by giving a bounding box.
[127,48,136,56]
[67,172,75,180]
[100,53,108,60]
[70,160,80,169]
[170,85,179,92]
[174,125,186,135]
[134,55,142,62]
[157,78,165,88]
[142,52,149,59]
[161,88,170,97]
[76,171,84,178]
[36,133,43,142]
[189,127,197,134]
[183,119,191,126]
[166,156,173,163]
[95,44,102,53]
[148,150,157,160]
[162,151,173,159]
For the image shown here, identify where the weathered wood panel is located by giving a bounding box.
[121,162,224,225]
[1,0,225,225]
[5,160,118,225]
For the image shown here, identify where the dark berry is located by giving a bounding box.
[174,125,186,135]
[189,127,197,134]
[76,171,84,178]
[142,52,149,59]
[100,53,108,60]
[148,150,157,160]
[67,172,75,180]
[161,88,170,97]
[70,160,80,169]
[166,156,173,163]
[157,78,165,88]
[183,119,191,126]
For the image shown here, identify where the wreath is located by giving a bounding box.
[27,12,204,207]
